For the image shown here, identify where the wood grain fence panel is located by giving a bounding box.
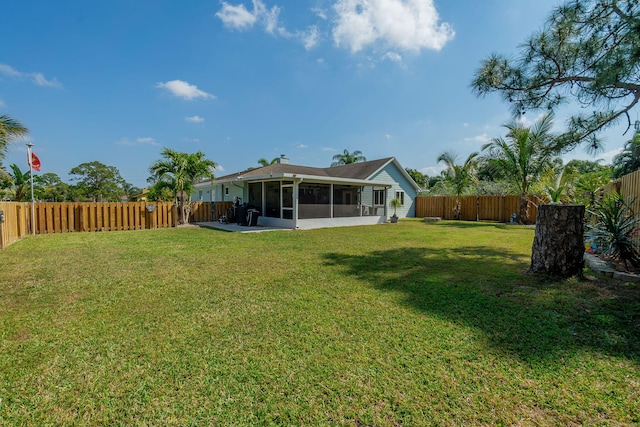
[140,203,146,229]
[416,195,539,223]
[162,203,169,226]
[460,197,478,221]
[0,202,28,249]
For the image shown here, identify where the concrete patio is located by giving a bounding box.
[195,221,290,233]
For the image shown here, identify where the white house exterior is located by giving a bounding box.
[193,157,420,229]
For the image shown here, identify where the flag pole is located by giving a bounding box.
[26,142,36,235]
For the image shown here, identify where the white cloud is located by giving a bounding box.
[322,147,336,152]
[301,26,320,50]
[117,137,158,146]
[464,133,491,144]
[216,2,257,30]
[313,7,328,20]
[136,137,158,145]
[382,51,402,63]
[156,80,215,100]
[332,0,455,53]
[0,63,61,87]
[216,1,320,49]
[186,115,205,123]
[217,0,281,32]
[31,72,61,87]
[385,134,392,139]
[420,165,445,176]
[296,143,308,149]
[0,64,21,77]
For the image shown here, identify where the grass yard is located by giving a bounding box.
[0,219,639,426]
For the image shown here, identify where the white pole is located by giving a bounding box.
[26,142,36,235]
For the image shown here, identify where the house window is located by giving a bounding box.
[373,190,385,206]
[298,183,330,219]
[395,191,405,205]
[333,185,359,218]
[248,182,262,210]
[198,190,203,201]
[265,181,281,218]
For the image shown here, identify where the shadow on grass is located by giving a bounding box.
[323,246,640,364]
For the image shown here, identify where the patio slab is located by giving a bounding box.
[195,221,290,233]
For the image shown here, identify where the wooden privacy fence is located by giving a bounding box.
[0,201,232,250]
[189,201,233,222]
[603,168,640,214]
[415,195,539,223]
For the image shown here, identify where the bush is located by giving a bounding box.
[586,192,640,269]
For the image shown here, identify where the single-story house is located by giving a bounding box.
[193,156,420,229]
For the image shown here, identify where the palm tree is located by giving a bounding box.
[257,157,278,167]
[149,148,217,224]
[0,115,29,169]
[481,113,559,223]
[331,149,367,166]
[437,151,479,197]
[4,164,32,201]
[612,131,640,178]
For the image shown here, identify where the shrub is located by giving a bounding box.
[586,192,640,269]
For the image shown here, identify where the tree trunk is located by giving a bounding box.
[530,204,585,277]
[518,195,530,224]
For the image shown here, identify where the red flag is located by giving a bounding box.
[28,151,41,171]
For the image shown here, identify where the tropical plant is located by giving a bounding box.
[3,164,32,201]
[405,168,429,189]
[331,149,366,166]
[481,113,559,223]
[0,115,29,168]
[257,157,278,167]
[34,172,69,202]
[436,151,479,197]
[612,131,640,178]
[472,0,640,152]
[69,161,127,202]
[149,148,217,224]
[587,192,640,269]
[389,197,402,217]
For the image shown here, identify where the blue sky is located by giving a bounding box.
[1,0,631,188]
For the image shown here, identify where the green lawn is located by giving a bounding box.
[1,220,638,426]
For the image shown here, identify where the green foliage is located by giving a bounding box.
[257,157,278,166]
[69,161,127,201]
[34,172,69,202]
[331,149,366,166]
[587,192,640,268]
[389,196,402,216]
[0,114,29,165]
[436,151,479,197]
[481,114,559,198]
[612,131,640,178]
[149,148,217,223]
[146,180,175,201]
[405,168,429,189]
[472,0,640,151]
[3,164,32,201]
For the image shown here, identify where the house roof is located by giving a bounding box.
[198,157,420,190]
[214,157,392,181]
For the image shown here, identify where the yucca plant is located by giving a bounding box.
[586,192,640,269]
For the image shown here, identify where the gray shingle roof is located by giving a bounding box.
[215,157,394,182]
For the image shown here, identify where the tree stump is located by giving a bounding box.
[530,204,585,277]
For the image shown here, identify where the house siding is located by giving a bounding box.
[370,163,418,218]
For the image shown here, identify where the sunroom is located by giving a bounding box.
[241,174,391,229]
